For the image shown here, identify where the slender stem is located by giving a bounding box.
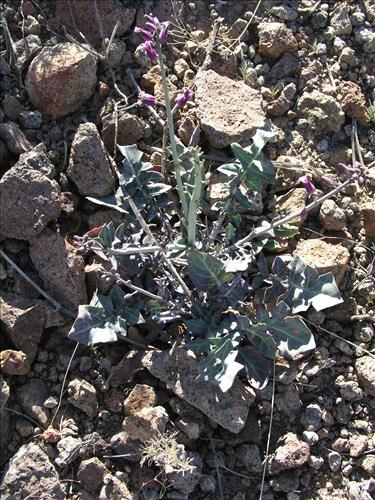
[155,38,188,220]
[0,248,75,317]
[187,150,203,246]
[115,276,169,303]
[105,246,161,256]
[234,177,352,248]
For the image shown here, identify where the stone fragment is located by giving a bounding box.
[16,147,55,178]
[101,112,145,152]
[67,122,115,197]
[0,442,65,499]
[330,4,352,36]
[0,162,61,240]
[267,82,296,117]
[68,378,98,417]
[205,45,238,79]
[29,229,87,311]
[276,188,307,227]
[328,451,342,471]
[267,53,301,81]
[26,43,97,118]
[360,202,375,237]
[13,34,42,69]
[349,435,368,458]
[297,90,345,133]
[54,0,135,46]
[339,47,356,66]
[270,4,298,21]
[258,22,298,58]
[2,94,24,121]
[319,199,346,231]
[110,432,142,462]
[0,292,46,363]
[338,81,369,126]
[269,433,310,473]
[293,239,350,286]
[16,378,50,427]
[354,27,375,53]
[142,347,255,433]
[99,474,132,500]
[359,456,375,477]
[0,350,30,375]
[270,470,300,493]
[77,458,109,493]
[123,406,169,442]
[19,110,43,129]
[236,444,262,472]
[123,384,157,416]
[275,386,302,418]
[195,70,270,148]
[355,356,375,396]
[0,121,32,155]
[55,436,83,467]
[0,374,10,411]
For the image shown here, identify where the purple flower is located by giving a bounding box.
[134,26,154,41]
[338,162,361,180]
[144,13,160,31]
[321,175,337,188]
[139,40,158,61]
[175,87,194,107]
[298,174,316,194]
[138,90,157,107]
[158,21,169,43]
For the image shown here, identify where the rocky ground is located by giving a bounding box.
[0,0,375,499]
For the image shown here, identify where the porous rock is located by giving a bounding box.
[319,199,346,231]
[99,474,132,500]
[29,229,87,311]
[0,350,30,375]
[0,442,65,499]
[122,406,169,442]
[101,112,145,152]
[123,384,157,416]
[297,90,345,134]
[77,458,109,493]
[54,0,135,46]
[67,122,116,197]
[355,356,375,396]
[67,378,98,417]
[360,202,375,237]
[269,432,310,474]
[0,292,46,363]
[195,70,270,148]
[0,121,32,155]
[26,43,97,118]
[293,239,350,286]
[0,162,61,240]
[258,22,298,58]
[142,346,255,433]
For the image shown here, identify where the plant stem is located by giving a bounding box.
[155,39,188,220]
[187,150,203,246]
[106,246,161,256]
[234,177,352,248]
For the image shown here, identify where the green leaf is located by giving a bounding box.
[238,346,271,390]
[187,249,233,292]
[236,315,276,359]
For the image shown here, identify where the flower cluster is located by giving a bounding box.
[175,87,194,108]
[135,13,169,61]
[298,174,315,194]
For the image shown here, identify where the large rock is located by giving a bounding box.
[297,90,345,134]
[54,0,135,46]
[0,442,65,499]
[293,239,350,286]
[0,292,46,363]
[142,346,255,433]
[195,70,270,148]
[0,162,61,240]
[67,122,116,197]
[25,43,97,118]
[258,22,298,58]
[29,229,87,311]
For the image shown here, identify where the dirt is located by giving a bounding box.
[0,0,374,499]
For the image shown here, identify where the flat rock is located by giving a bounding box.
[355,356,375,396]
[258,22,298,58]
[0,292,46,363]
[297,90,345,134]
[0,162,61,240]
[293,239,350,286]
[54,0,135,46]
[67,122,116,197]
[142,346,255,433]
[29,229,87,311]
[26,42,97,118]
[0,442,65,499]
[16,378,50,427]
[195,70,270,149]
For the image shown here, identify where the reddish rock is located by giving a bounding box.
[269,433,310,473]
[26,43,97,118]
[101,112,145,152]
[0,350,30,375]
[258,22,298,58]
[339,81,369,126]
[360,201,375,237]
[123,384,157,416]
[54,0,135,46]
[29,229,87,312]
[122,406,169,442]
[77,458,108,493]
[0,292,46,363]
